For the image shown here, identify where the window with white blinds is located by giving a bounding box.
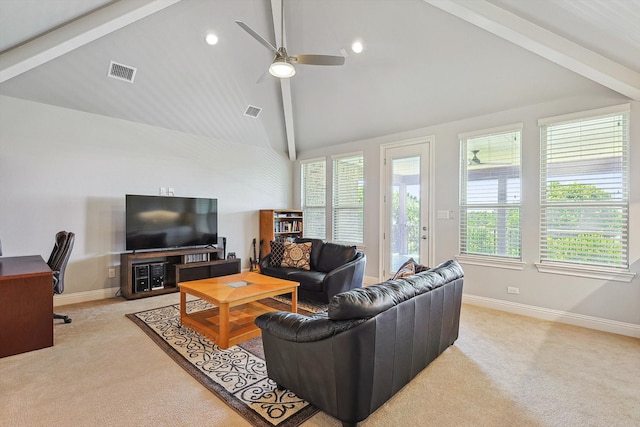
[460,125,522,259]
[332,154,364,244]
[301,159,326,239]
[539,105,630,269]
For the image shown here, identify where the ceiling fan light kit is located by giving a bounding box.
[269,57,295,78]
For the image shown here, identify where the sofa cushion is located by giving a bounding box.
[260,265,299,281]
[255,311,368,343]
[288,270,326,292]
[327,261,463,320]
[328,279,418,320]
[281,242,312,270]
[400,271,441,294]
[316,243,357,273]
[269,241,286,267]
[432,258,464,282]
[294,238,324,269]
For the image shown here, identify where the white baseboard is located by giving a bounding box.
[54,287,120,307]
[463,294,640,338]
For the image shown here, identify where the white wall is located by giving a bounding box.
[2,92,638,332]
[0,96,292,297]
[295,93,640,329]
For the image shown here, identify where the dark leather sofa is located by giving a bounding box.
[259,238,366,303]
[255,259,464,427]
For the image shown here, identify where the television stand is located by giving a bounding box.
[120,247,241,300]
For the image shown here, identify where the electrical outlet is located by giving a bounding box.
[507,286,519,295]
[108,268,116,278]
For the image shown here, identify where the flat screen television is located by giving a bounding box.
[125,195,218,251]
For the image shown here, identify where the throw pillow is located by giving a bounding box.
[269,241,285,267]
[391,258,416,280]
[414,262,430,273]
[294,238,324,269]
[281,242,312,270]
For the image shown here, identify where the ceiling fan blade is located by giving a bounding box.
[235,20,279,55]
[256,68,270,84]
[291,54,345,66]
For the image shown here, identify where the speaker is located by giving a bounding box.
[217,236,227,259]
[149,262,166,290]
[133,264,150,293]
[222,237,227,259]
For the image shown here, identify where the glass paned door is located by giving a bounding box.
[391,156,420,271]
[383,143,430,277]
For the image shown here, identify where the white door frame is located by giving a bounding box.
[379,136,435,280]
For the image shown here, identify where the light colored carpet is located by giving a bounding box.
[1,293,638,427]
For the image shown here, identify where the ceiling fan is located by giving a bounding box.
[469,150,482,165]
[235,0,345,79]
[469,150,513,166]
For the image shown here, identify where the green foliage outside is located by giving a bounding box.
[392,191,420,255]
[465,209,520,257]
[544,181,624,265]
[463,181,623,263]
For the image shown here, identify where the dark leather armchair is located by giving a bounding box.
[47,231,75,323]
[260,239,366,303]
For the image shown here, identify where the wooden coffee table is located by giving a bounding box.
[179,272,298,349]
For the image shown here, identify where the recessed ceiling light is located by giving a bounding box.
[351,41,363,54]
[205,33,219,45]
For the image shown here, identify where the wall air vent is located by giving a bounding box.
[108,61,137,83]
[244,105,262,118]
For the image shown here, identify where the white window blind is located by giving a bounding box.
[460,125,522,259]
[539,106,629,269]
[301,159,326,239]
[332,154,364,244]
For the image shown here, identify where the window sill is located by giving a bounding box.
[455,255,525,270]
[534,262,635,283]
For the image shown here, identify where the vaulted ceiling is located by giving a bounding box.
[1,0,639,160]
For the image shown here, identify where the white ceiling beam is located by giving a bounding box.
[271,0,296,161]
[0,0,182,84]
[424,0,640,100]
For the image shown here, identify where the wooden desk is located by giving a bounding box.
[0,255,53,358]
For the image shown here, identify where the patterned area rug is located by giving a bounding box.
[126,297,326,427]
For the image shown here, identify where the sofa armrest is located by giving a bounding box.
[255,311,366,343]
[322,252,366,301]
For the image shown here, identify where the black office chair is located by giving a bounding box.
[47,231,75,324]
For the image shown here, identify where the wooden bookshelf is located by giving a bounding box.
[259,209,304,251]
